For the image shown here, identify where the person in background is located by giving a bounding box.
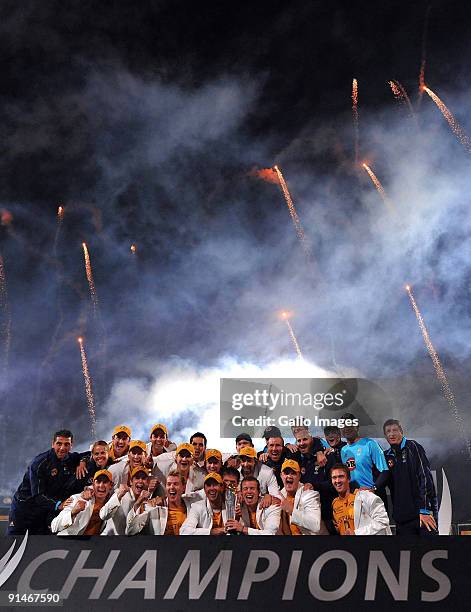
[321,426,346,462]
[331,463,391,535]
[258,436,291,488]
[108,440,148,490]
[108,425,132,462]
[189,432,207,489]
[383,419,438,535]
[223,433,254,469]
[238,446,281,498]
[340,413,389,494]
[205,449,223,474]
[146,423,177,459]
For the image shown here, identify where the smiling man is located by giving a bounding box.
[108,440,148,490]
[180,472,228,535]
[108,425,132,461]
[225,476,281,535]
[238,446,281,498]
[331,463,391,535]
[146,423,177,459]
[9,429,87,535]
[51,470,128,536]
[279,459,327,535]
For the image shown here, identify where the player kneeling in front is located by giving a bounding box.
[278,459,328,535]
[51,470,126,536]
[331,463,391,535]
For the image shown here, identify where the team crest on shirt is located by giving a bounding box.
[345,457,356,471]
[301,467,306,475]
[387,457,395,469]
[50,468,58,476]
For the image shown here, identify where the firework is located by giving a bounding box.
[417,4,432,106]
[0,254,11,370]
[130,243,137,254]
[422,86,471,153]
[405,285,471,460]
[248,167,279,184]
[388,80,416,121]
[78,336,97,437]
[273,165,311,257]
[352,78,359,163]
[281,311,304,360]
[362,163,395,214]
[53,205,64,257]
[82,242,98,311]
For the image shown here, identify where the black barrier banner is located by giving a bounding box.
[0,535,468,610]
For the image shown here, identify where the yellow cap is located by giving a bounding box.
[112,425,131,438]
[281,459,300,473]
[239,446,257,459]
[176,442,195,456]
[129,440,147,453]
[93,469,113,482]
[150,423,168,437]
[204,472,223,485]
[205,449,222,462]
[130,466,150,479]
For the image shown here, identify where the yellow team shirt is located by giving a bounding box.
[285,497,302,535]
[212,510,223,529]
[332,490,357,535]
[83,504,103,535]
[248,509,259,530]
[164,506,187,535]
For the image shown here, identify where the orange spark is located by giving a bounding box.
[82,242,98,311]
[417,4,431,105]
[423,86,471,152]
[388,80,416,121]
[1,209,13,226]
[248,167,279,184]
[352,78,359,163]
[78,336,97,437]
[273,165,311,257]
[54,205,65,256]
[282,315,303,360]
[362,163,395,213]
[406,285,471,460]
[57,205,64,219]
[130,244,137,253]
[0,254,11,370]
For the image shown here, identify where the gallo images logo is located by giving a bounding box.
[0,532,28,588]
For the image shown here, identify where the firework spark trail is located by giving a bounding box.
[418,4,432,107]
[362,163,395,214]
[388,80,417,122]
[281,312,304,360]
[273,165,311,258]
[0,254,11,371]
[423,86,471,153]
[82,242,98,311]
[352,78,359,163]
[249,167,279,184]
[53,205,64,257]
[406,285,471,460]
[78,336,97,437]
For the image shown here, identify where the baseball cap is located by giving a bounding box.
[112,425,131,438]
[93,469,113,482]
[204,472,223,485]
[130,466,150,479]
[150,423,168,437]
[281,459,301,473]
[235,433,253,444]
[129,440,147,452]
[205,449,222,461]
[176,442,195,456]
[263,425,282,439]
[238,446,257,459]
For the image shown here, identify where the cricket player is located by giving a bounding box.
[146,423,177,458]
[180,472,228,535]
[108,425,132,461]
[225,476,281,535]
[238,446,281,497]
[331,464,391,535]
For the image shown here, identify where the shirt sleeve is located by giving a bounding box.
[369,439,388,472]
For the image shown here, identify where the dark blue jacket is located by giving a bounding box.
[11,449,83,522]
[384,437,438,523]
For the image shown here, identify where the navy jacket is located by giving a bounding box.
[384,437,438,523]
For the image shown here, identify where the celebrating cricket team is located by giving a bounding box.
[8,413,439,536]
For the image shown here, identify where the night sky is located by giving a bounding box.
[0,1,470,518]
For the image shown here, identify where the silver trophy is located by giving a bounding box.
[225,485,237,535]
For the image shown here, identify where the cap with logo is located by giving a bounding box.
[204,472,223,485]
[150,423,168,437]
[130,466,151,479]
[238,446,257,459]
[281,459,301,473]
[93,469,113,482]
[205,449,222,461]
[112,425,131,438]
[176,442,195,456]
[129,440,147,452]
